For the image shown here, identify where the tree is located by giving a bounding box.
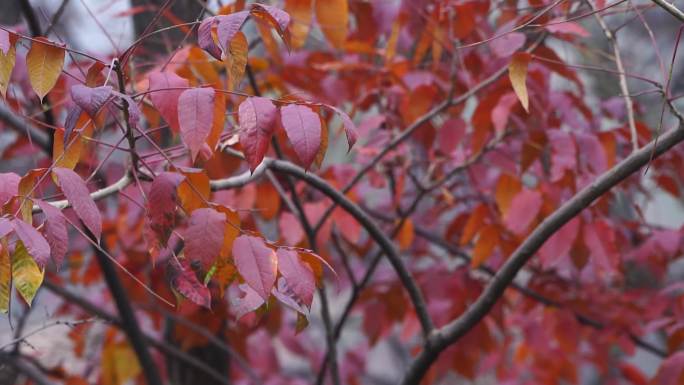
[1,1,684,385]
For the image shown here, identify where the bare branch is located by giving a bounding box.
[650,0,684,21]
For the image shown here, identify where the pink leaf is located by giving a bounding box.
[436,118,465,155]
[233,235,278,301]
[233,284,265,319]
[583,220,619,274]
[328,105,358,150]
[0,218,12,238]
[490,32,526,58]
[198,17,222,60]
[149,72,189,133]
[538,217,580,268]
[216,11,250,55]
[279,212,304,245]
[491,92,519,134]
[503,189,542,235]
[178,87,216,161]
[70,85,113,118]
[0,30,10,55]
[148,172,185,248]
[52,167,102,241]
[276,248,315,308]
[34,200,68,269]
[0,172,20,206]
[280,104,321,169]
[11,218,51,268]
[170,259,211,308]
[545,20,590,37]
[238,97,277,172]
[184,207,225,269]
[272,278,307,314]
[250,4,291,48]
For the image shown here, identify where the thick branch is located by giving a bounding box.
[0,352,53,385]
[399,119,684,385]
[650,0,684,21]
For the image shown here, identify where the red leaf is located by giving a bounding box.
[52,167,102,241]
[149,71,189,133]
[583,220,619,275]
[170,259,211,308]
[216,11,250,56]
[0,172,20,206]
[147,172,185,248]
[178,87,216,161]
[503,189,542,235]
[11,218,51,268]
[34,200,68,269]
[538,217,580,268]
[233,235,277,301]
[184,207,226,269]
[280,104,321,169]
[276,248,315,308]
[436,118,465,155]
[70,84,113,118]
[238,97,277,172]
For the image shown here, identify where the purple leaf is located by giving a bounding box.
[34,200,68,269]
[280,104,321,169]
[0,30,11,55]
[11,218,51,268]
[52,167,102,241]
[184,207,225,269]
[328,105,357,150]
[238,97,277,172]
[232,283,265,319]
[250,4,291,48]
[198,17,222,60]
[0,218,13,238]
[178,87,216,161]
[70,84,113,118]
[216,11,250,56]
[233,235,277,301]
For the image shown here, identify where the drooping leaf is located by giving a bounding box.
[34,200,68,269]
[184,207,226,269]
[0,32,17,98]
[11,241,44,306]
[70,84,113,118]
[0,243,9,313]
[198,17,222,60]
[276,248,315,308]
[284,0,313,48]
[11,218,51,268]
[52,167,102,241]
[328,105,357,150]
[26,37,66,101]
[509,52,531,113]
[148,71,189,133]
[226,32,248,91]
[315,0,348,49]
[238,97,277,171]
[272,277,307,314]
[170,259,211,308]
[178,87,216,161]
[233,235,277,301]
[250,4,292,49]
[147,172,185,248]
[280,104,321,169]
[216,11,250,56]
[53,126,85,168]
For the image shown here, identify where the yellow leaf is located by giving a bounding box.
[285,0,313,48]
[226,31,248,91]
[177,168,210,213]
[53,127,84,170]
[27,37,65,101]
[0,33,17,98]
[509,52,531,113]
[0,242,10,313]
[18,168,48,224]
[12,241,44,306]
[102,341,141,385]
[315,0,348,49]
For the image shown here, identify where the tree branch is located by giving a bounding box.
[398,116,684,385]
[650,0,684,21]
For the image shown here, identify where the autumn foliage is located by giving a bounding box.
[1,0,684,385]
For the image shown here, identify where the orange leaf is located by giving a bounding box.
[177,168,210,213]
[396,218,415,250]
[495,173,522,217]
[255,182,281,220]
[26,37,65,101]
[315,0,348,49]
[471,225,498,267]
[0,33,17,98]
[285,0,313,48]
[226,31,248,91]
[509,52,531,112]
